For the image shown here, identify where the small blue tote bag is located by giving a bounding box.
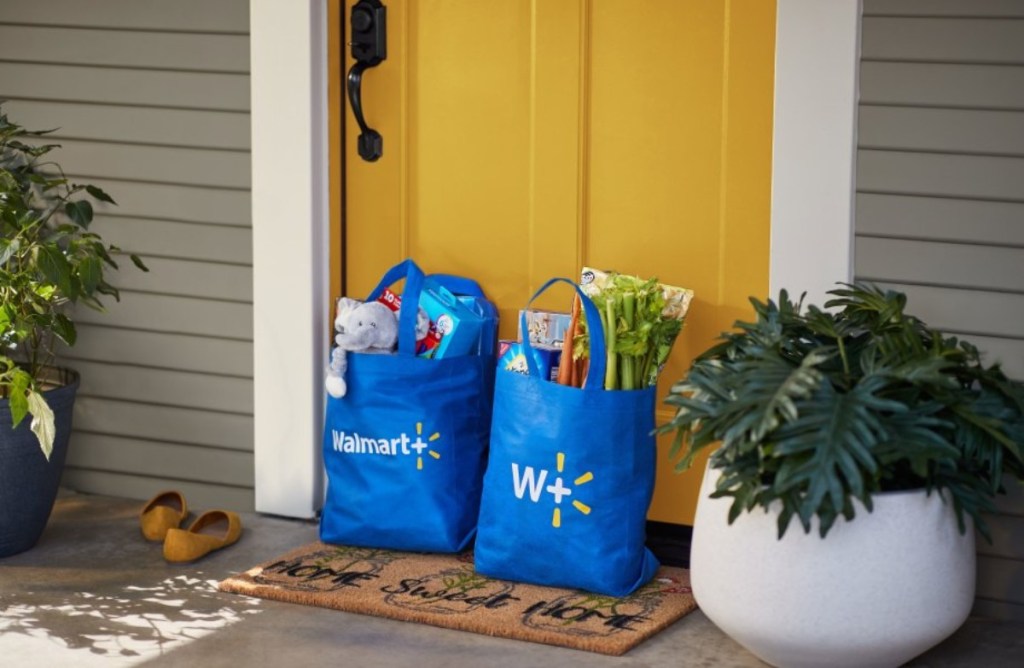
[319,259,496,553]
[474,278,660,596]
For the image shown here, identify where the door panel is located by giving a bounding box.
[339,0,776,525]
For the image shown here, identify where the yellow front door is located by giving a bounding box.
[330,0,776,525]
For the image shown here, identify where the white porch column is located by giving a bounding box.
[770,0,862,305]
[250,0,329,517]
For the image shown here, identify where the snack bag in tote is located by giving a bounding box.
[319,259,497,553]
[474,278,659,596]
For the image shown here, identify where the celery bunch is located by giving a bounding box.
[573,272,688,390]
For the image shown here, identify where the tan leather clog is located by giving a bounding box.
[139,490,188,541]
[163,510,242,563]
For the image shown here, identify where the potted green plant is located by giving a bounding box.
[1,105,146,557]
[662,283,1024,668]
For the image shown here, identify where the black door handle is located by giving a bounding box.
[347,0,386,162]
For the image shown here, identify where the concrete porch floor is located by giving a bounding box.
[1,492,1022,668]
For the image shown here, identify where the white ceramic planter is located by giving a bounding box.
[691,469,975,668]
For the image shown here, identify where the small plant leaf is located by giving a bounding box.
[130,253,149,272]
[37,246,73,297]
[0,238,18,268]
[78,254,101,294]
[8,368,30,428]
[65,200,94,228]
[52,313,76,346]
[26,390,56,461]
[85,184,116,204]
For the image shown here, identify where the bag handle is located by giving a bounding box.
[365,258,427,356]
[521,278,605,391]
[426,273,486,298]
[365,260,491,356]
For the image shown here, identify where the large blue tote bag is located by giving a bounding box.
[319,259,496,553]
[474,278,660,596]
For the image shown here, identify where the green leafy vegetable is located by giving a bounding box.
[575,270,693,390]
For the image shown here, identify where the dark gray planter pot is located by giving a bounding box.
[0,369,79,558]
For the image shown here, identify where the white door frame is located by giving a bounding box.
[249,0,862,518]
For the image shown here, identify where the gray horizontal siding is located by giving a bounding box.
[74,292,253,341]
[858,106,1024,156]
[0,62,249,111]
[859,62,1024,110]
[858,150,1024,201]
[105,257,253,302]
[869,282,1024,347]
[0,25,249,72]
[861,18,1024,64]
[2,100,250,151]
[864,1,1024,19]
[857,5,1024,622]
[0,0,248,32]
[958,335,1024,381]
[90,217,253,265]
[66,434,253,487]
[38,138,250,189]
[59,471,254,513]
[74,398,253,452]
[70,360,252,414]
[977,556,1024,607]
[984,509,1024,560]
[75,178,251,226]
[995,473,1024,514]
[856,238,1024,293]
[0,0,254,509]
[65,325,253,377]
[856,194,1024,246]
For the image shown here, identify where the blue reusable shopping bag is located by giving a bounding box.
[319,259,497,553]
[474,278,660,596]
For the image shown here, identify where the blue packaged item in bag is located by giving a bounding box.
[319,259,497,553]
[474,278,659,596]
[428,273,499,356]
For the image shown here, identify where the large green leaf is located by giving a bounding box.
[723,348,828,445]
[26,390,55,461]
[767,378,924,535]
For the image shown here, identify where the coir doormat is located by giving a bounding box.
[218,542,696,656]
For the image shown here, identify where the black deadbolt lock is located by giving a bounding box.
[347,0,387,161]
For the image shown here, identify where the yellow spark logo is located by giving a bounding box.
[549,451,593,528]
[413,421,442,471]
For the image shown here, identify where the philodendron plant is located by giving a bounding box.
[0,105,146,458]
[661,283,1024,540]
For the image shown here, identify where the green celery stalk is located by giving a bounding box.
[604,298,618,390]
[640,345,656,388]
[621,292,636,390]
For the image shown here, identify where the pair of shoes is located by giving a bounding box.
[139,490,242,563]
